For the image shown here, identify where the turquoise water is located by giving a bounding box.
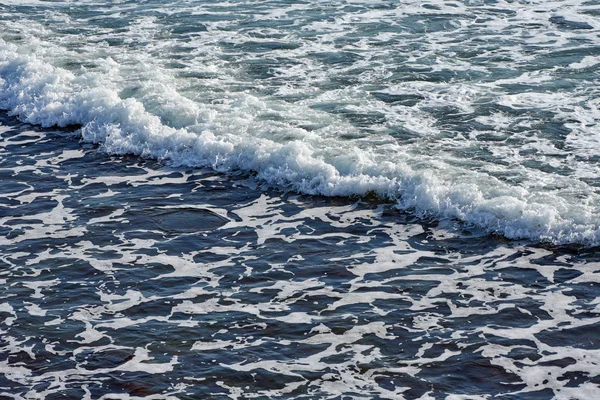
[2,1,600,398]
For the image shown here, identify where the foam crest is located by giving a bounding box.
[1,1,600,246]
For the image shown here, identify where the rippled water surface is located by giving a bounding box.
[2,0,600,398]
[2,115,600,398]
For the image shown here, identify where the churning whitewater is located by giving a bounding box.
[1,0,600,245]
[4,1,600,399]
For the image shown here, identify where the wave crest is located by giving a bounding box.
[1,38,599,246]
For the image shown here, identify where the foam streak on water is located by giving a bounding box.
[2,115,600,399]
[1,0,600,245]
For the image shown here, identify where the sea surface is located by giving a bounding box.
[1,0,600,398]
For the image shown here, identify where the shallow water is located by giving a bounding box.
[2,113,600,398]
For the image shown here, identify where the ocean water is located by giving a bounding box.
[1,0,600,398]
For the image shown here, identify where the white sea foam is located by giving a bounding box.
[1,1,600,246]
[2,114,600,398]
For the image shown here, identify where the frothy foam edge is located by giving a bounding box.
[1,39,599,246]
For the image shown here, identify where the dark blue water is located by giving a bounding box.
[2,112,600,398]
[2,0,600,398]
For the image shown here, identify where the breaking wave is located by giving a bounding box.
[1,0,600,246]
